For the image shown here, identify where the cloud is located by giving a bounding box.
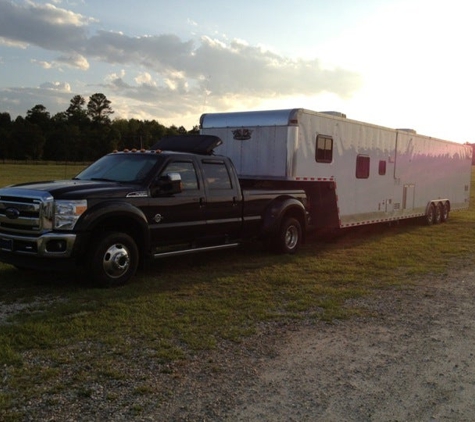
[0,1,91,51]
[79,31,361,117]
[84,31,195,73]
[0,0,362,127]
[191,37,361,98]
[39,81,71,92]
[0,84,74,117]
[105,69,126,83]
[0,1,361,96]
[31,59,54,69]
[134,72,157,87]
[0,37,28,48]
[80,31,361,99]
[56,53,89,70]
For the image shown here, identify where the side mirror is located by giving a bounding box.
[153,172,183,196]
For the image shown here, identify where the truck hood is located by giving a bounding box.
[0,180,148,199]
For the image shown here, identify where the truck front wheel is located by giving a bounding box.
[89,232,139,287]
[274,217,302,254]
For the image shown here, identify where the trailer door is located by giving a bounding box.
[394,131,414,181]
[402,184,415,210]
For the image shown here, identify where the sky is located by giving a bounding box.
[0,0,474,143]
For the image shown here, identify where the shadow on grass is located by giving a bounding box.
[0,265,85,301]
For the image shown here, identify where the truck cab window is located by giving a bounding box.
[76,154,159,183]
[315,135,333,163]
[161,161,198,190]
[201,161,233,190]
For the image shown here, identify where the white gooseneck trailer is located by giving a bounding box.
[200,108,472,229]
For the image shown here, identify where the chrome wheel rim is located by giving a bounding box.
[102,243,130,278]
[285,225,299,250]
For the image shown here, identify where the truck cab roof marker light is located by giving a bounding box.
[112,149,163,154]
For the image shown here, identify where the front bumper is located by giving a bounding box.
[0,232,79,271]
[0,232,77,257]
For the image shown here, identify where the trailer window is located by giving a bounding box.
[356,155,370,179]
[378,160,386,175]
[315,135,333,163]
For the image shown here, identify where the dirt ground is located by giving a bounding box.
[153,259,475,422]
[11,258,475,421]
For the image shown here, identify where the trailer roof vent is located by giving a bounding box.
[320,111,347,118]
[397,128,417,134]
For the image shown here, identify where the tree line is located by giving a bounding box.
[0,93,198,163]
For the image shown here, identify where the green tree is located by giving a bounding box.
[21,105,51,159]
[166,125,180,136]
[188,125,200,134]
[177,125,187,135]
[0,112,11,128]
[26,104,51,132]
[66,95,88,125]
[143,120,167,147]
[44,121,84,162]
[0,96,197,161]
[87,93,114,124]
[0,112,12,163]
[10,117,45,160]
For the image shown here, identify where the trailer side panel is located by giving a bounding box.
[201,109,472,229]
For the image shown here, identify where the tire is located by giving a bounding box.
[425,203,436,226]
[440,201,449,222]
[88,232,139,287]
[273,217,302,254]
[433,202,442,224]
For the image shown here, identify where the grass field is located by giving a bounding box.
[0,163,87,186]
[1,163,475,419]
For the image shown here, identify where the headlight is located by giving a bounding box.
[54,200,87,230]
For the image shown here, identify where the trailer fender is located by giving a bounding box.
[261,197,307,237]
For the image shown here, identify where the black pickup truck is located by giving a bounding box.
[0,135,308,286]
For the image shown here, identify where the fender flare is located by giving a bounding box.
[261,197,307,237]
[75,201,151,253]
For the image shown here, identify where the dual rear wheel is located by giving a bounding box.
[272,217,302,254]
[425,201,449,226]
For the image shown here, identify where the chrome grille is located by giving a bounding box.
[0,189,54,235]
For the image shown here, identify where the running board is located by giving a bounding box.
[152,242,240,259]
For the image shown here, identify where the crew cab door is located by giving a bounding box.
[147,158,205,246]
[199,158,242,240]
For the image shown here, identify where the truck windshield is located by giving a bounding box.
[75,154,163,183]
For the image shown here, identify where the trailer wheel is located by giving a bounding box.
[274,217,302,254]
[440,201,449,222]
[433,203,442,224]
[425,203,436,226]
[88,232,139,287]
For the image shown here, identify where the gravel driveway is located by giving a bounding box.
[228,267,475,422]
[10,258,475,421]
